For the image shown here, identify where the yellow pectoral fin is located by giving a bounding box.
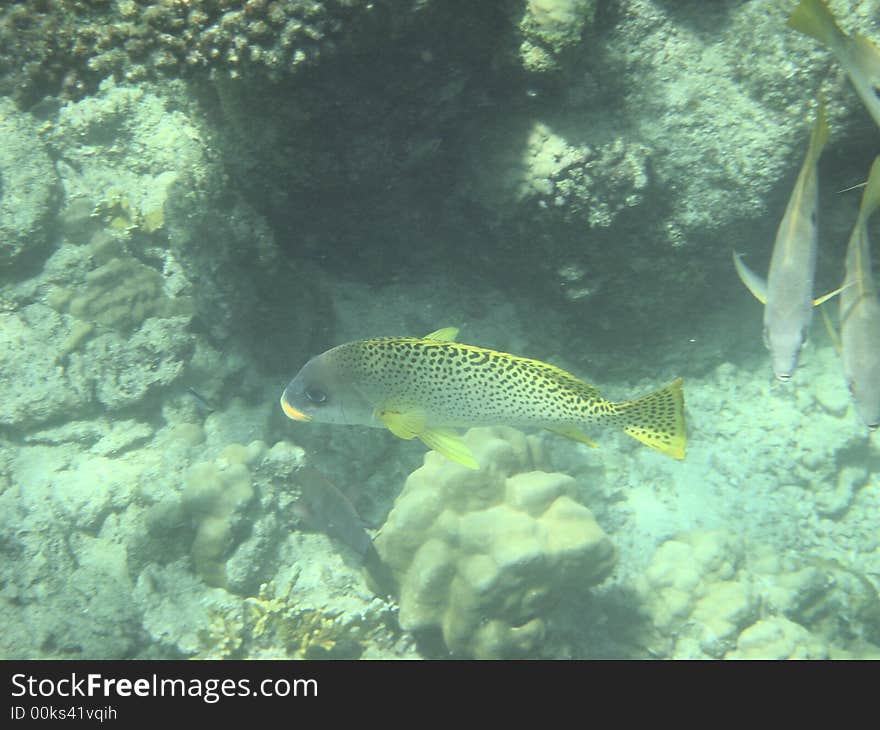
[423,327,459,342]
[546,425,599,449]
[377,409,426,440]
[820,305,841,354]
[732,252,768,304]
[418,428,479,470]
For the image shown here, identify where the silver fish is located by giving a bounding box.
[839,156,880,429]
[734,102,837,380]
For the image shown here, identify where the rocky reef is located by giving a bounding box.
[375,427,616,658]
[0,0,388,104]
[2,0,880,660]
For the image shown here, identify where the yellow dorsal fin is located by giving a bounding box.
[732,251,768,304]
[376,408,425,440]
[545,425,599,449]
[423,327,459,342]
[418,428,479,469]
[820,305,841,354]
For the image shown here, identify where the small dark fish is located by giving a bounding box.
[294,465,396,597]
[296,465,372,556]
[187,387,216,413]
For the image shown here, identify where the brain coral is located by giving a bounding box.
[374,426,616,659]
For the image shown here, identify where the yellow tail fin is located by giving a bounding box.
[614,378,686,460]
[787,0,843,48]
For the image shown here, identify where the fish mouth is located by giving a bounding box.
[869,423,879,432]
[280,396,313,422]
[775,373,792,382]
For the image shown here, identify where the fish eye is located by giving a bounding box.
[305,388,327,404]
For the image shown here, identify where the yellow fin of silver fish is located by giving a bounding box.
[838,181,867,194]
[812,283,849,307]
[417,428,479,470]
[545,425,598,449]
[423,327,459,342]
[732,251,768,304]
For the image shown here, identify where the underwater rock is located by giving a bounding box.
[48,80,212,241]
[90,420,155,457]
[48,454,142,532]
[518,0,596,75]
[468,120,650,231]
[220,440,310,596]
[67,316,194,412]
[0,99,58,267]
[633,529,758,659]
[54,256,192,334]
[375,426,616,659]
[0,305,91,430]
[133,529,407,658]
[812,363,850,418]
[182,443,263,588]
[631,527,880,658]
[135,561,246,658]
[0,524,139,659]
[243,535,411,659]
[814,465,867,518]
[729,616,828,660]
[0,0,392,103]
[33,563,140,659]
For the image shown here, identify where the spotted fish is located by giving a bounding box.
[280,328,686,468]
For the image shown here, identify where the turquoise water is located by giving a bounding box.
[0,0,878,659]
